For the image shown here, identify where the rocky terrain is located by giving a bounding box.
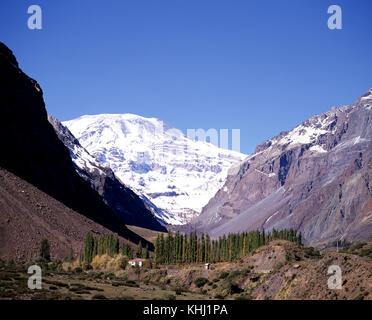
[48,116,165,232]
[1,240,371,300]
[0,168,142,261]
[0,42,150,261]
[63,114,246,224]
[139,240,372,300]
[192,90,372,246]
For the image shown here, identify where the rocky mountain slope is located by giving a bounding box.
[193,89,372,246]
[0,168,136,261]
[48,116,166,232]
[63,114,246,224]
[0,42,150,259]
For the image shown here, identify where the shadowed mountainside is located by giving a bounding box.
[0,42,152,260]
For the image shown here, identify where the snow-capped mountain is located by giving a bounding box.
[193,88,372,246]
[63,114,246,224]
[48,115,166,231]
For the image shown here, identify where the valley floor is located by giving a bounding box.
[0,240,371,300]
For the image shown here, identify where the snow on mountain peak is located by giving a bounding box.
[359,88,372,110]
[63,114,246,224]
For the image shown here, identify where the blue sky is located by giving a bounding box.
[1,0,371,154]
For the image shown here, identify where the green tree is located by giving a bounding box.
[143,244,149,259]
[84,232,95,264]
[40,238,51,262]
[136,241,143,258]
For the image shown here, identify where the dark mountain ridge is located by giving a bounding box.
[0,42,151,255]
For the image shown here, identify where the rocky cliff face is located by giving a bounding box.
[194,89,372,246]
[48,116,166,232]
[0,42,149,248]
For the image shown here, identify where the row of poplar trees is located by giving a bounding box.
[154,228,302,265]
[83,232,149,264]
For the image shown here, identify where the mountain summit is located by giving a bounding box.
[48,115,166,231]
[64,114,246,224]
[192,89,372,246]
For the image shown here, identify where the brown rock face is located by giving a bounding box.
[0,168,131,261]
[0,42,151,259]
[193,89,372,246]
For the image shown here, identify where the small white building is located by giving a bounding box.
[204,263,210,270]
[128,258,146,267]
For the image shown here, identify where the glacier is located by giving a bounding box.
[63,114,246,225]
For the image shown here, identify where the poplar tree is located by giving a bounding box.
[40,238,51,262]
[136,241,143,258]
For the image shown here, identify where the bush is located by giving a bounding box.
[359,248,372,257]
[219,271,229,279]
[174,287,184,295]
[194,277,208,288]
[350,243,367,251]
[74,267,83,274]
[304,247,321,259]
[105,272,115,279]
[84,264,93,271]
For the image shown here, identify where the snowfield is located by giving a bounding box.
[63,114,246,224]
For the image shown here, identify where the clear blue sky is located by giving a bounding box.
[1,0,371,154]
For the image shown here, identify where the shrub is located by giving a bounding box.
[174,287,185,295]
[359,248,372,257]
[74,267,83,274]
[219,271,229,279]
[105,272,115,279]
[194,277,208,288]
[350,243,367,251]
[304,247,321,259]
[84,264,93,271]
